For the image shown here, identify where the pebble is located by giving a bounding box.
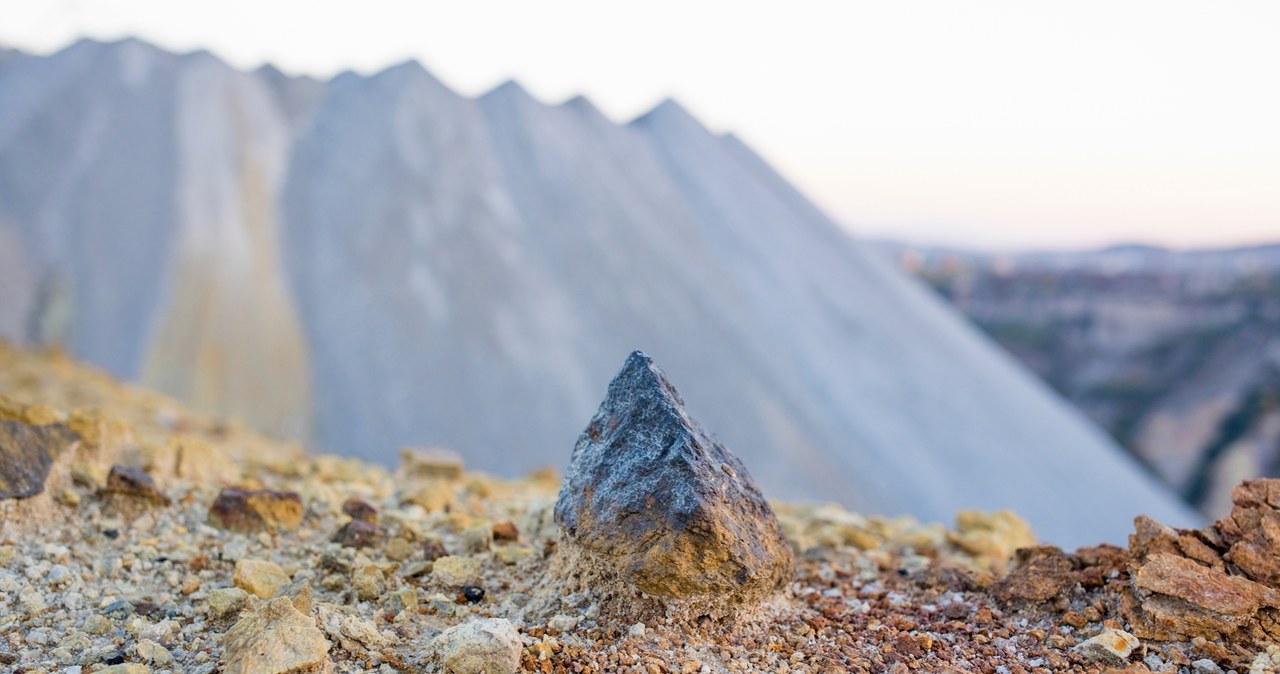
[135,639,172,666]
[353,563,385,601]
[342,496,379,524]
[629,622,646,637]
[97,666,151,674]
[385,537,415,562]
[208,587,251,618]
[432,555,480,587]
[1073,629,1140,665]
[207,488,303,533]
[434,618,521,674]
[332,519,385,549]
[1192,659,1224,674]
[101,465,170,507]
[492,520,519,542]
[461,585,485,603]
[233,559,290,599]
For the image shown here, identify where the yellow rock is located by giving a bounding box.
[402,480,454,513]
[950,510,1037,570]
[399,447,464,481]
[233,559,289,599]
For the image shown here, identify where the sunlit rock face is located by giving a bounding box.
[0,39,1201,546]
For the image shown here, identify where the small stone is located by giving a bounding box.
[97,666,151,674]
[100,465,170,507]
[341,496,379,524]
[492,520,519,542]
[993,546,1078,605]
[353,563,385,601]
[548,614,580,632]
[0,419,79,499]
[422,539,449,561]
[221,596,331,674]
[332,520,385,549]
[554,351,793,609]
[135,639,172,666]
[461,585,484,603]
[386,588,418,615]
[180,573,201,595]
[208,488,303,533]
[1073,629,1140,665]
[233,559,290,599]
[402,480,454,513]
[434,618,521,674]
[83,614,112,635]
[208,587,250,617]
[400,447,465,481]
[493,545,532,565]
[385,537,415,562]
[432,556,480,587]
[461,523,493,553]
[1192,659,1224,674]
[628,623,646,637]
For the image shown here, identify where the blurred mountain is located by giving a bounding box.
[0,39,1199,545]
[879,240,1280,517]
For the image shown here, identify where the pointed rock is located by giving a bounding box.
[554,351,793,610]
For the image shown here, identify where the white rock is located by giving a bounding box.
[1073,629,1139,665]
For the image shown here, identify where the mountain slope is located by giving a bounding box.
[0,39,1199,546]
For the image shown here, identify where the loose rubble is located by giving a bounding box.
[9,341,1280,672]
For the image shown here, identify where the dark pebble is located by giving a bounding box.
[103,529,119,539]
[103,651,125,665]
[422,539,448,561]
[462,585,485,603]
[101,599,132,617]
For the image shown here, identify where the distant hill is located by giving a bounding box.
[880,240,1280,517]
[0,38,1199,545]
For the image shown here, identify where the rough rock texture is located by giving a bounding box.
[435,618,522,674]
[554,351,793,611]
[221,596,331,674]
[332,520,385,549]
[208,487,303,533]
[0,420,79,499]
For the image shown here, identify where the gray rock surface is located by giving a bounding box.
[555,351,793,606]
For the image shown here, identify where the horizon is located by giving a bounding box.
[3,1,1277,250]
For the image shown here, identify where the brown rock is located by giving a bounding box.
[208,488,303,533]
[1216,479,1280,586]
[341,496,378,524]
[1127,552,1280,640]
[333,519,385,549]
[423,539,449,561]
[100,465,170,507]
[492,520,519,542]
[993,546,1078,606]
[0,419,79,499]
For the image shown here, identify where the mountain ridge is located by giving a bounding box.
[0,37,1200,546]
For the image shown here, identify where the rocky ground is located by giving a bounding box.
[4,341,1280,673]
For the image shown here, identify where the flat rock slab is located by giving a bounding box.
[554,351,793,609]
[0,419,79,499]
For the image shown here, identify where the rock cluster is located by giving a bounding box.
[554,351,793,615]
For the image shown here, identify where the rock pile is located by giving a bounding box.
[553,351,793,618]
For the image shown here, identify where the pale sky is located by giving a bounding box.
[3,0,1278,250]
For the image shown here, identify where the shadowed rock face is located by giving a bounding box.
[0,420,79,499]
[555,351,794,606]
